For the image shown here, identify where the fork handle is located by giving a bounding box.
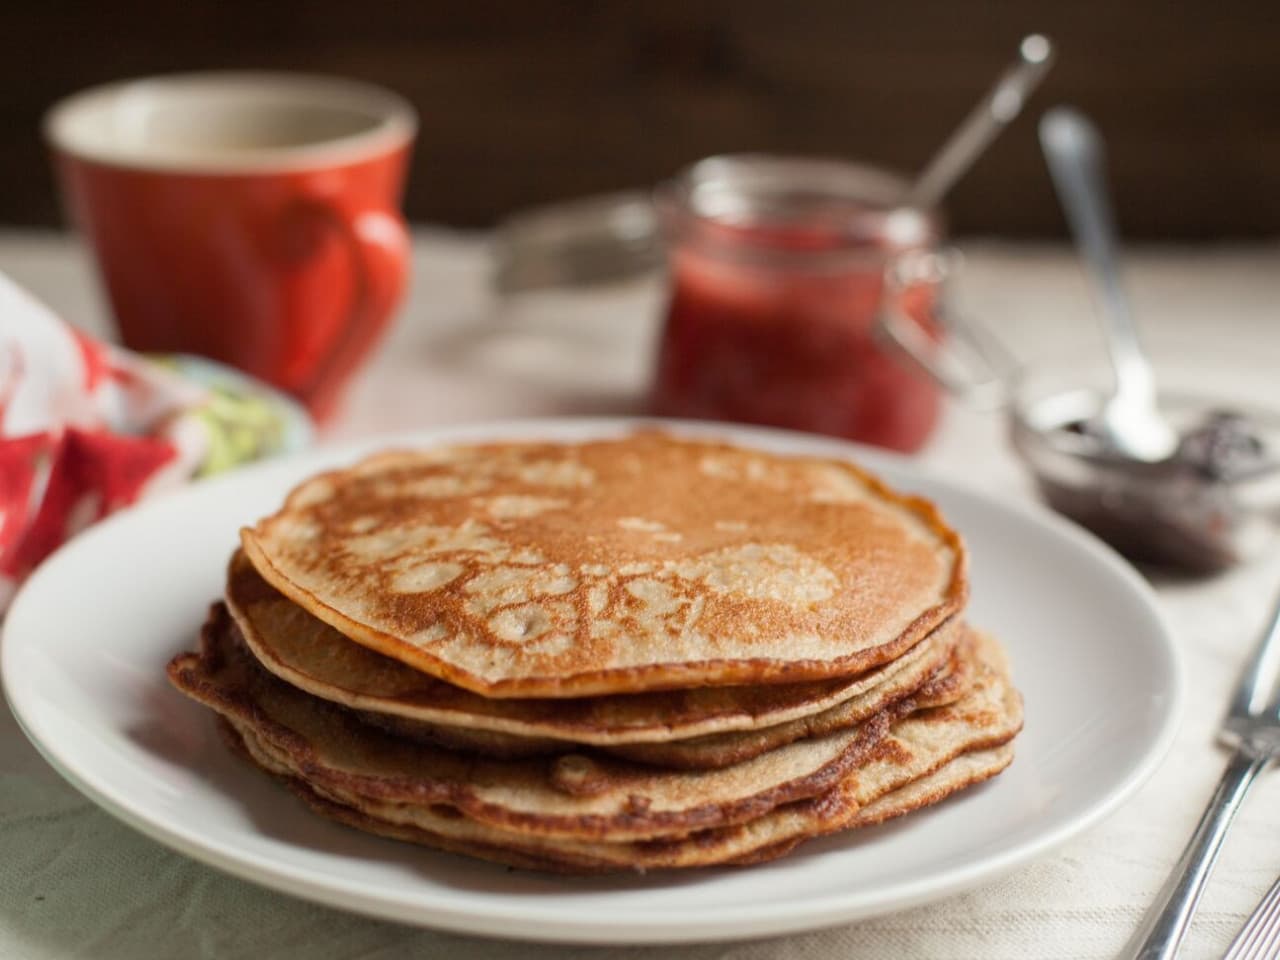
[1118,749,1270,960]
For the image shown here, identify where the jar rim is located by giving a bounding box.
[655,153,941,265]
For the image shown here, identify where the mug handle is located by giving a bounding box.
[874,249,1018,410]
[280,194,411,419]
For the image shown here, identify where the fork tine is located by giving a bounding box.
[1224,875,1280,960]
[1255,882,1280,958]
[1243,895,1280,959]
[1243,883,1280,960]
[1235,885,1277,959]
[1259,895,1280,960]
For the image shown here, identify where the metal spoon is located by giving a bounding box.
[1039,107,1179,462]
[907,34,1056,211]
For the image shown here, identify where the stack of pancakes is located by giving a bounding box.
[168,432,1023,872]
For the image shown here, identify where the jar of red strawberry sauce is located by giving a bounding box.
[650,155,972,453]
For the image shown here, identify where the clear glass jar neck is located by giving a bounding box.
[655,154,941,269]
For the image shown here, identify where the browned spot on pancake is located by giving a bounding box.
[949,709,1000,726]
[870,738,916,766]
[549,755,609,797]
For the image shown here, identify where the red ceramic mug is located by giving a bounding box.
[45,72,416,421]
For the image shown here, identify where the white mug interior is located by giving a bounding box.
[45,72,417,172]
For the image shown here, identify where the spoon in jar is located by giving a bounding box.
[905,34,1056,212]
[1039,107,1180,462]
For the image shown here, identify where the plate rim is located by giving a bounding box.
[1,416,1185,944]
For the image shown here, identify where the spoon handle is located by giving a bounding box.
[908,34,1055,211]
[1038,107,1155,402]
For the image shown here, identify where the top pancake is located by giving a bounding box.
[242,432,967,698]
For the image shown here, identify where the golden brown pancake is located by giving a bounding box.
[723,745,1016,867]
[273,627,968,769]
[204,633,1020,872]
[169,605,909,841]
[257,745,1014,872]
[240,433,967,697]
[226,549,960,754]
[169,433,1021,874]
[603,631,974,769]
[357,637,967,768]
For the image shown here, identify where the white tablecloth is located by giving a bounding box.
[3,230,1280,959]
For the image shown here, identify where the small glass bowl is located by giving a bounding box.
[1010,359,1280,573]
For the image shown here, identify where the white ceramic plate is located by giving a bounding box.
[2,418,1182,945]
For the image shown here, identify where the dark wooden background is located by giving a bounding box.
[5,1,1279,238]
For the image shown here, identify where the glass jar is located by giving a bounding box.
[649,155,952,452]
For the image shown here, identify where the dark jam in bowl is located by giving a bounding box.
[649,160,942,453]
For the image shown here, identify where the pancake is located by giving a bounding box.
[169,604,907,841]
[359,636,967,768]
[349,634,967,768]
[604,631,975,769]
[207,636,1020,872]
[722,745,1016,867]
[168,606,1016,848]
[226,549,960,752]
[224,723,1014,872]
[240,432,967,697]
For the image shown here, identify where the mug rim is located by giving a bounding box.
[44,71,417,174]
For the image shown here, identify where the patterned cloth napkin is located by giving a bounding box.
[0,272,310,611]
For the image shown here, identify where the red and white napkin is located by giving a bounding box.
[0,273,309,610]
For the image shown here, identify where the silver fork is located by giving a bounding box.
[1224,876,1280,960]
[1119,590,1280,960]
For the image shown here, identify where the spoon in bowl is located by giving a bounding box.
[1039,107,1180,462]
